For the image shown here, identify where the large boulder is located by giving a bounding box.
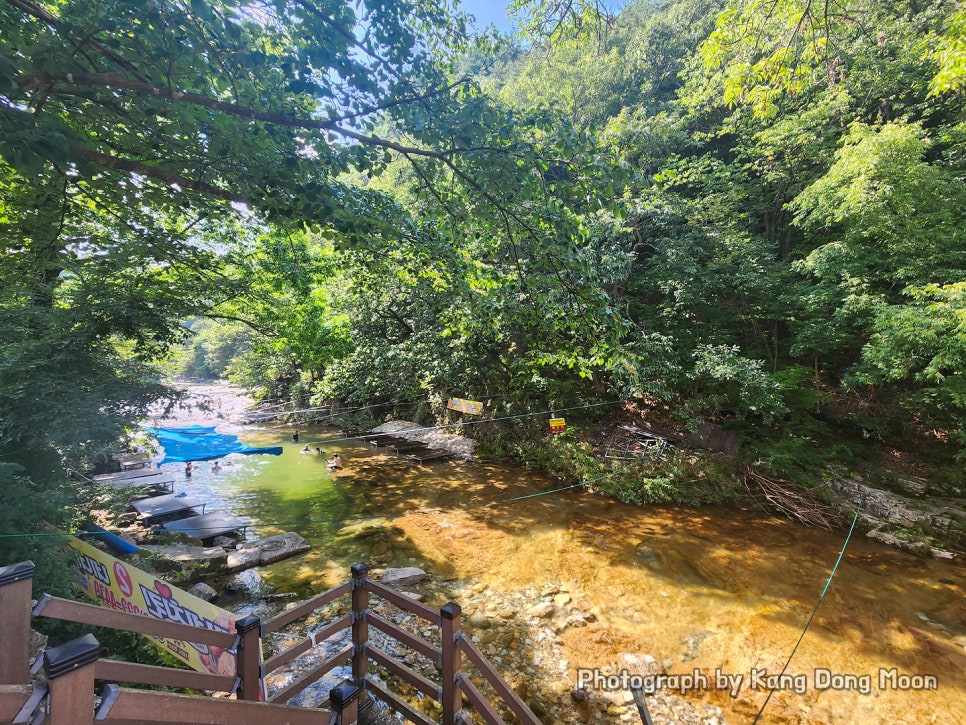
[188,582,218,601]
[379,567,429,588]
[236,532,310,565]
[226,547,261,571]
[139,531,310,582]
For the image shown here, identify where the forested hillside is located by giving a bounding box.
[2,0,965,578]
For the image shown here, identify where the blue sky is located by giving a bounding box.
[458,0,514,34]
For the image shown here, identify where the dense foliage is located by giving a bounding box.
[2,0,965,579]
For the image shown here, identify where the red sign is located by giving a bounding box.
[114,562,134,597]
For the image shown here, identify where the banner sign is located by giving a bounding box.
[446,398,485,415]
[69,536,237,676]
[549,417,567,434]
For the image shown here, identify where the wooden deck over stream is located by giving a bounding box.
[347,429,454,464]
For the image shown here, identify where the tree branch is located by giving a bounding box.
[4,0,145,79]
[76,148,246,204]
[22,72,478,159]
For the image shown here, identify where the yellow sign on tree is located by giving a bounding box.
[549,417,566,434]
[447,398,485,415]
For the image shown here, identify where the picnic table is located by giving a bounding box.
[131,493,205,523]
[90,471,174,496]
[161,511,250,545]
[113,452,153,470]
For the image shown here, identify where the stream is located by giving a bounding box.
[150,393,966,725]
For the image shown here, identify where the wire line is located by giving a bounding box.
[751,506,861,724]
[0,473,611,540]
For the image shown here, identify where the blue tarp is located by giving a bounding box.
[145,425,283,464]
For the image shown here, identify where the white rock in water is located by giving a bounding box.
[379,567,430,587]
[227,547,261,571]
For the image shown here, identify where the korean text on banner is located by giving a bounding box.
[69,536,237,676]
[446,398,484,415]
[549,417,567,434]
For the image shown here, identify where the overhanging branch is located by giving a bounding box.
[4,0,145,79]
[77,149,246,204]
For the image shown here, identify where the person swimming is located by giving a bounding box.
[326,453,342,469]
[301,443,312,453]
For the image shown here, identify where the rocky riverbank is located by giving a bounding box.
[828,471,964,559]
[145,380,256,432]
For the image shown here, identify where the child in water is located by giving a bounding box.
[326,453,342,469]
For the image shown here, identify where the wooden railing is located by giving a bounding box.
[0,560,541,725]
[260,562,541,724]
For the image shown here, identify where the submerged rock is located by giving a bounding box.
[336,518,389,539]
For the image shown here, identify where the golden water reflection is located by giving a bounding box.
[210,427,965,724]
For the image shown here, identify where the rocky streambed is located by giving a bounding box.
[260,566,729,725]
[141,382,965,725]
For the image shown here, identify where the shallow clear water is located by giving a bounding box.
[157,423,966,724]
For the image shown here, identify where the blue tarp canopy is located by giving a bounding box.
[145,425,283,464]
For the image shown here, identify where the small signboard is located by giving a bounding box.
[550,417,567,434]
[446,398,484,415]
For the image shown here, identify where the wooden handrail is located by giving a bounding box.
[94,659,237,693]
[262,581,350,634]
[32,595,237,649]
[0,684,42,722]
[0,562,35,688]
[364,579,441,623]
[261,613,351,676]
[368,646,441,701]
[96,684,335,724]
[459,637,541,725]
[267,644,352,704]
[366,679,437,725]
[458,676,504,725]
[9,560,541,725]
[366,611,441,663]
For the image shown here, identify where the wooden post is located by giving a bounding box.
[329,680,360,725]
[350,563,369,702]
[234,615,263,701]
[0,561,34,686]
[630,685,655,725]
[43,633,100,725]
[440,602,463,725]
